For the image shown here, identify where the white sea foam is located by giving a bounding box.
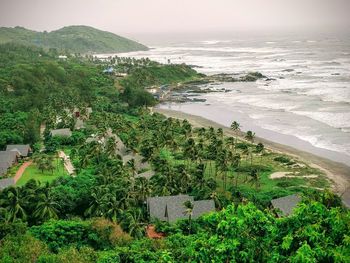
[103,36,350,158]
[291,111,350,129]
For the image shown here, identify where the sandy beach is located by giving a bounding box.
[155,108,350,205]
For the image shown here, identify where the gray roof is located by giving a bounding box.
[135,170,155,180]
[271,194,301,216]
[50,128,72,137]
[0,178,15,190]
[0,151,19,176]
[0,166,9,177]
[192,200,215,219]
[147,195,193,222]
[6,145,31,157]
[147,195,215,223]
[0,151,18,165]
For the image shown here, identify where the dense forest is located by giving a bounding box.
[0,44,349,262]
[0,26,148,53]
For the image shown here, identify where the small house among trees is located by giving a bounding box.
[0,150,19,176]
[271,194,301,217]
[147,195,215,223]
[6,144,32,157]
[50,128,72,137]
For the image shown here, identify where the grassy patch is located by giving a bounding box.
[16,158,69,186]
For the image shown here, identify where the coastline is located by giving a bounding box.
[154,108,350,203]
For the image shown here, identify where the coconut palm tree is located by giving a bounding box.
[245,130,255,143]
[248,169,261,190]
[34,188,60,222]
[1,187,27,222]
[230,121,241,150]
[230,121,240,132]
[255,142,265,165]
[121,208,145,238]
[183,200,194,234]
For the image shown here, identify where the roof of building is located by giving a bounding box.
[6,144,31,157]
[0,151,18,166]
[271,194,301,216]
[192,200,216,219]
[0,178,15,190]
[0,165,9,177]
[147,195,215,223]
[50,128,72,137]
[147,195,193,222]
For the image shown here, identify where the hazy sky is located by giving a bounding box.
[1,0,349,38]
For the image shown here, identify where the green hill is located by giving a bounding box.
[0,25,148,53]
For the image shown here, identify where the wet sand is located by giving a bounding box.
[155,108,350,206]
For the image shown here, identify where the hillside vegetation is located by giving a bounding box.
[0,45,349,262]
[0,25,148,53]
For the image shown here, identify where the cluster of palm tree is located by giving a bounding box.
[0,182,59,224]
[32,153,55,174]
[1,107,268,237]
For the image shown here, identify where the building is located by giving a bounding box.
[50,128,72,137]
[6,144,32,157]
[271,194,301,217]
[147,195,215,223]
[0,178,15,190]
[0,151,19,176]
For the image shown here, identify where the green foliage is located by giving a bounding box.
[0,233,48,263]
[274,156,292,164]
[0,26,148,53]
[119,63,200,107]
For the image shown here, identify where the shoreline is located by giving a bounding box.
[154,108,350,204]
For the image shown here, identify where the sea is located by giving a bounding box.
[108,32,350,165]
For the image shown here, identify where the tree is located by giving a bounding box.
[183,200,194,234]
[1,187,27,222]
[120,208,145,238]
[33,186,60,222]
[255,142,265,165]
[248,169,260,190]
[245,130,255,143]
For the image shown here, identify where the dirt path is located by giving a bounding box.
[14,161,32,183]
[58,151,75,176]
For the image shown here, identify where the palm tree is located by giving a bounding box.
[121,208,145,238]
[183,200,194,234]
[231,153,241,187]
[248,169,261,190]
[230,121,241,151]
[1,187,27,222]
[34,188,60,221]
[230,121,240,132]
[245,130,255,143]
[85,187,107,217]
[135,177,152,203]
[255,142,265,165]
[105,137,117,157]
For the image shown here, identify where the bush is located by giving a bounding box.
[274,156,291,164]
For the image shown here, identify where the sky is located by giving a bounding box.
[0,0,349,40]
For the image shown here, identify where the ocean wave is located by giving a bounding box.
[200,40,231,45]
[291,110,350,129]
[297,87,350,104]
[259,123,350,156]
